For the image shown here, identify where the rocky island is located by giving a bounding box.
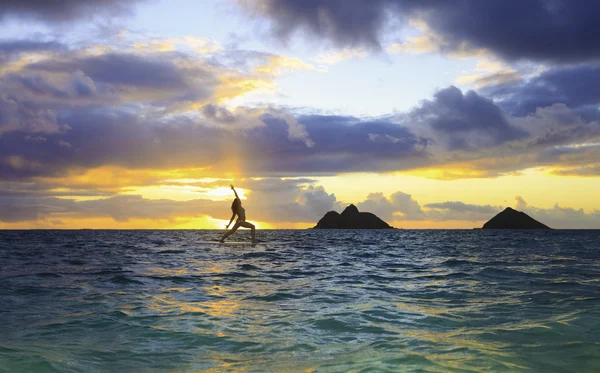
[482,207,551,229]
[313,204,394,229]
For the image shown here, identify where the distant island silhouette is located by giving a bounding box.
[483,207,551,229]
[314,204,394,229]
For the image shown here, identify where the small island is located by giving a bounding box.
[313,204,394,229]
[482,207,551,229]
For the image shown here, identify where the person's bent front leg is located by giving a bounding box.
[240,222,256,242]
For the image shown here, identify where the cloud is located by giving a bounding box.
[201,104,264,129]
[552,165,600,177]
[243,115,429,175]
[355,192,500,223]
[256,55,315,75]
[239,0,395,50]
[482,64,600,119]
[0,39,65,64]
[0,0,146,24]
[386,19,487,59]
[455,59,521,88]
[240,1,600,63]
[514,105,600,150]
[403,86,527,151]
[270,111,315,148]
[0,94,67,135]
[8,70,98,100]
[132,36,223,54]
[207,49,314,77]
[28,51,215,93]
[409,1,600,63]
[0,49,221,118]
[357,191,425,221]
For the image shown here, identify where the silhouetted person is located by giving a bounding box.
[220,184,257,242]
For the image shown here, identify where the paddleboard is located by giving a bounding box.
[219,241,259,245]
[196,240,259,245]
[196,240,290,245]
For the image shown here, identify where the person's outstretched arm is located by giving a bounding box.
[230,184,239,199]
[226,213,236,229]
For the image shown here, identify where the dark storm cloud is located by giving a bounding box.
[0,94,67,135]
[537,143,600,169]
[28,52,214,92]
[10,72,97,99]
[243,0,600,62]
[404,86,527,151]
[244,0,394,50]
[200,104,263,128]
[0,46,220,123]
[0,0,145,23]
[0,108,430,181]
[244,114,430,174]
[0,39,65,57]
[42,109,228,171]
[412,1,600,63]
[0,39,66,68]
[482,65,600,118]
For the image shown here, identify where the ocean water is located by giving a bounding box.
[1,230,599,373]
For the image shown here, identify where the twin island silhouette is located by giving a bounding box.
[314,205,551,229]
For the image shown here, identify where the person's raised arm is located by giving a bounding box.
[230,184,239,199]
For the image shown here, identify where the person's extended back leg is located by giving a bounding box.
[240,222,256,242]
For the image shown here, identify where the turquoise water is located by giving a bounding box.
[1,229,599,372]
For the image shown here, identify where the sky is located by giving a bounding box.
[1,0,599,229]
